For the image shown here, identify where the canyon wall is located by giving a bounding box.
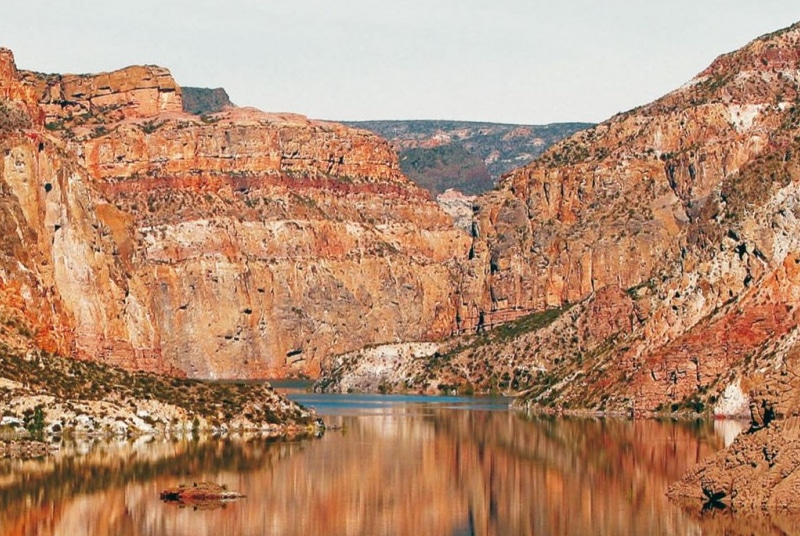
[452,22,800,413]
[6,21,800,519]
[1,48,470,378]
[319,22,800,423]
[7,19,800,419]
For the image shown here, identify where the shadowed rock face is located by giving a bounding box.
[0,48,470,379]
[181,87,233,115]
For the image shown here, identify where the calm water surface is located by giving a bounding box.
[0,388,753,535]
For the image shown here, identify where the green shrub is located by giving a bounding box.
[24,405,45,438]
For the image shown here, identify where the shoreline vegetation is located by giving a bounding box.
[0,347,323,455]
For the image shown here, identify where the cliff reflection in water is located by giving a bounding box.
[0,408,726,536]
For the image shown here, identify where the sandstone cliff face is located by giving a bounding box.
[0,48,109,365]
[318,23,800,421]
[0,49,470,379]
[461,25,800,327]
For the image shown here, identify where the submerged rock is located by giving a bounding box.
[160,482,245,510]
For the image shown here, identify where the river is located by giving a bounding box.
[0,388,751,535]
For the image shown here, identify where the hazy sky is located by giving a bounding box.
[3,1,800,124]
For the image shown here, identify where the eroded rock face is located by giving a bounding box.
[668,344,800,514]
[460,24,800,330]
[22,64,183,123]
[317,22,800,421]
[0,49,470,378]
[446,22,800,414]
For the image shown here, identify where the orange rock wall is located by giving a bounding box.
[455,23,800,412]
[1,49,470,378]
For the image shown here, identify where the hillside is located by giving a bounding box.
[181,86,234,115]
[0,347,316,437]
[345,120,591,196]
[324,22,800,411]
[319,23,800,511]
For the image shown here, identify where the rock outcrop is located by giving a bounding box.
[668,343,800,514]
[181,87,233,115]
[459,24,800,332]
[0,49,470,379]
[160,482,245,509]
[435,188,475,234]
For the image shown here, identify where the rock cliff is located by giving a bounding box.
[0,48,470,379]
[668,344,800,514]
[319,21,800,425]
[458,21,800,414]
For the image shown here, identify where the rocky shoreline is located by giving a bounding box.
[0,350,323,447]
[0,438,58,459]
[668,347,800,514]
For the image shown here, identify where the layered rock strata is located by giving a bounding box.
[1,49,469,378]
[465,22,800,414]
[319,22,800,422]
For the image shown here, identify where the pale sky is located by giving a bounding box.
[3,1,800,124]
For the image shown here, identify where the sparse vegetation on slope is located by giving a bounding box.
[399,142,493,196]
[0,345,316,437]
[346,120,593,195]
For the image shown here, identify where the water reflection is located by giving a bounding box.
[713,419,748,448]
[0,403,735,536]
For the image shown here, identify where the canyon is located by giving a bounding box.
[323,22,800,421]
[317,21,800,514]
[4,18,800,516]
